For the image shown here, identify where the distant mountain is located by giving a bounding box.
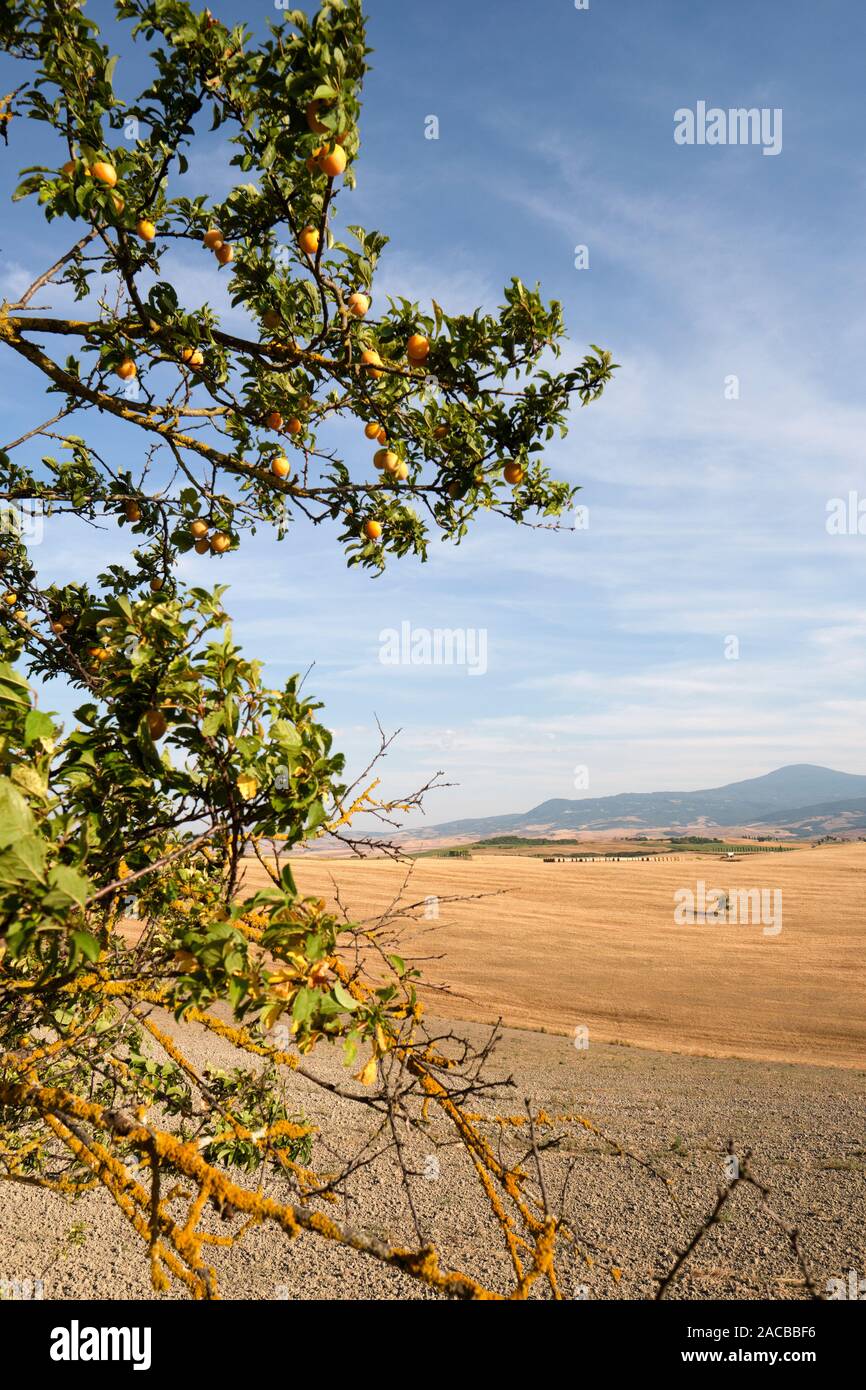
[415,765,866,842]
[752,795,866,835]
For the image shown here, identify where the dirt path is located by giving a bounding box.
[2,1015,864,1301]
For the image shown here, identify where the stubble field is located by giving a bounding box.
[246,842,866,1069]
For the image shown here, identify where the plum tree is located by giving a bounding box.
[0,0,617,1302]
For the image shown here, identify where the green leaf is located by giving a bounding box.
[11,764,49,801]
[24,709,56,746]
[201,708,224,737]
[292,987,317,1025]
[0,663,32,708]
[304,800,327,833]
[0,835,47,887]
[270,719,302,753]
[12,174,44,202]
[71,931,100,963]
[46,863,91,908]
[0,777,36,849]
[333,982,358,1012]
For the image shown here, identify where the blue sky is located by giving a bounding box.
[2,0,865,825]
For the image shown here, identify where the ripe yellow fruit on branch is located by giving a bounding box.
[194,538,210,554]
[348,292,370,318]
[264,410,283,430]
[3,591,17,606]
[136,218,156,241]
[210,532,231,553]
[90,160,117,187]
[319,144,347,177]
[145,709,167,740]
[271,456,291,479]
[123,500,141,522]
[406,334,430,363]
[215,243,234,265]
[116,358,136,381]
[364,421,380,439]
[203,228,224,250]
[503,461,524,485]
[189,519,209,539]
[374,448,399,473]
[299,226,319,257]
[361,348,383,378]
[286,417,302,436]
[363,519,382,540]
[181,347,205,369]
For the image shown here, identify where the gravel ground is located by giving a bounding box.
[2,1015,864,1302]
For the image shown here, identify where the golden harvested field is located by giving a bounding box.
[242,843,866,1069]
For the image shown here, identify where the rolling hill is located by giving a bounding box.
[412,764,866,842]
